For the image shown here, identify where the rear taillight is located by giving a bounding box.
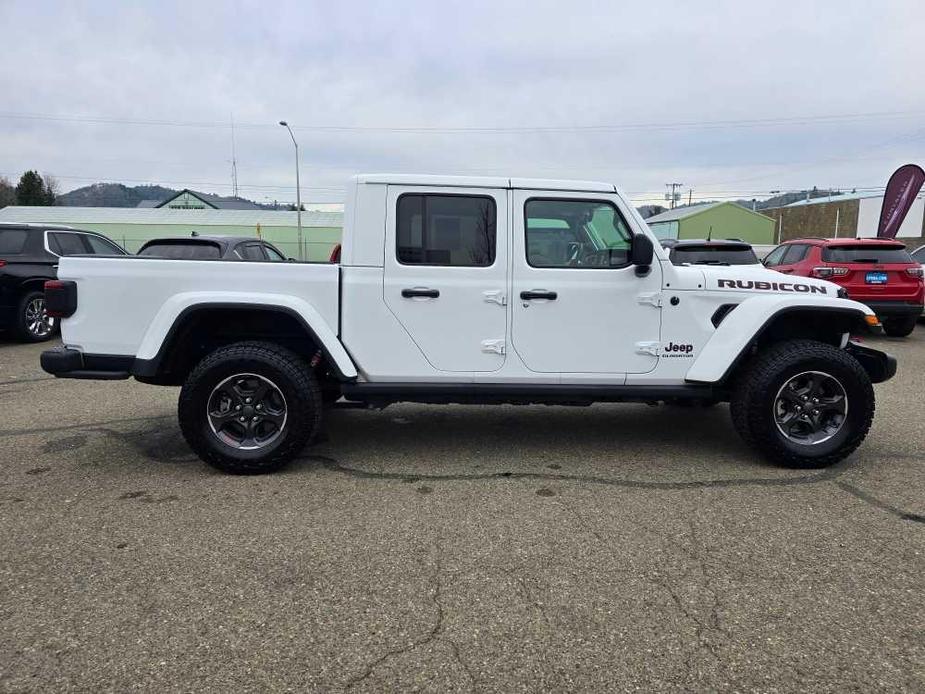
[44,280,78,318]
[811,266,849,279]
[0,259,6,268]
[905,266,924,279]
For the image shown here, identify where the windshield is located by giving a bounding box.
[139,242,222,259]
[671,246,758,266]
[821,246,912,264]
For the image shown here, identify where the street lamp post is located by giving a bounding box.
[279,121,303,260]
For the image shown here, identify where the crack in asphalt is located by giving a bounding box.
[307,454,854,491]
[0,414,172,439]
[344,550,447,691]
[835,481,925,524]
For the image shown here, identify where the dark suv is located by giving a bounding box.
[0,224,126,342]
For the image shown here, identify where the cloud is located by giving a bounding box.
[1,0,924,204]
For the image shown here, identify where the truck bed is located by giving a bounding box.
[56,256,340,358]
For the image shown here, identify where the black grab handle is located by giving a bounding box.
[402,288,440,298]
[520,290,557,301]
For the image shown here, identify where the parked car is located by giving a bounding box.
[0,223,126,342]
[763,238,924,337]
[138,235,289,261]
[663,239,760,266]
[42,174,895,474]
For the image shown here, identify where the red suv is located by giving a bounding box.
[763,238,924,337]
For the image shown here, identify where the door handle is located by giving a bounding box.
[401,287,440,298]
[778,268,793,274]
[520,289,558,301]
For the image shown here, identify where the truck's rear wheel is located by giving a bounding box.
[178,341,322,474]
[730,339,874,468]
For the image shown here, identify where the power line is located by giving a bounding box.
[0,109,922,134]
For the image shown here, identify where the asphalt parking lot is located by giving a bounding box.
[1,334,923,692]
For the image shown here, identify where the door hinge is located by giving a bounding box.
[637,292,662,308]
[483,290,507,307]
[481,339,506,355]
[635,341,661,356]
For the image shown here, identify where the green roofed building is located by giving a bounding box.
[0,206,342,260]
[645,202,775,245]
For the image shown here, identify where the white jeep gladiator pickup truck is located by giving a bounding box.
[41,174,896,474]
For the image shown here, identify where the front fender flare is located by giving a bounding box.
[685,295,874,384]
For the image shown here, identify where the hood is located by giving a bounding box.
[696,264,841,298]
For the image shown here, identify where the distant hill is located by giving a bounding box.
[56,183,273,209]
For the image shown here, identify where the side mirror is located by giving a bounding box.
[631,234,654,272]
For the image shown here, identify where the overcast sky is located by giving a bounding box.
[2,0,924,205]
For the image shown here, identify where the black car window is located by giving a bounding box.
[236,243,266,261]
[50,232,89,256]
[397,194,496,266]
[263,244,286,261]
[780,244,809,264]
[83,234,124,255]
[821,245,912,263]
[138,242,222,259]
[0,229,28,254]
[670,245,758,266]
[763,245,787,266]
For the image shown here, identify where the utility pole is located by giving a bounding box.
[665,183,683,209]
[688,189,693,206]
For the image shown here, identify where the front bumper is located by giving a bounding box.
[862,301,924,317]
[845,342,897,384]
[41,347,133,380]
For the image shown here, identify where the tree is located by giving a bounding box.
[0,177,15,208]
[43,173,60,205]
[15,170,55,206]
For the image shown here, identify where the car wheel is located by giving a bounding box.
[178,341,322,474]
[14,290,57,342]
[730,339,874,468]
[882,315,917,337]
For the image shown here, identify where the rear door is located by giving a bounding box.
[773,243,810,275]
[382,186,508,372]
[510,191,662,374]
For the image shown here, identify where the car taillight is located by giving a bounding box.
[0,259,6,268]
[811,266,849,278]
[905,266,924,279]
[44,280,78,318]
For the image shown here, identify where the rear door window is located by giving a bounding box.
[780,244,809,264]
[822,246,912,263]
[50,232,89,256]
[397,194,496,266]
[0,229,28,254]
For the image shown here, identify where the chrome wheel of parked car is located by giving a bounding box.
[773,370,848,446]
[207,373,288,450]
[25,296,55,338]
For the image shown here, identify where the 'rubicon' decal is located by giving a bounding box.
[717,279,827,294]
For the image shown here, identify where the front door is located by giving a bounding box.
[510,191,662,374]
[383,186,509,372]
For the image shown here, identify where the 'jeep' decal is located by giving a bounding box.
[717,279,827,294]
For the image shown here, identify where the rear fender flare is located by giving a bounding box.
[136,292,357,380]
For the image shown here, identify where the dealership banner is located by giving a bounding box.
[878,164,925,238]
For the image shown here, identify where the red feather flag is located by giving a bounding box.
[878,164,925,238]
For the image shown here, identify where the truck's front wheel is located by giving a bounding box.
[730,339,874,468]
[178,341,322,474]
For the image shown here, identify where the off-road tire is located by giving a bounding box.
[730,339,874,468]
[14,290,57,343]
[178,341,322,474]
[882,315,917,338]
